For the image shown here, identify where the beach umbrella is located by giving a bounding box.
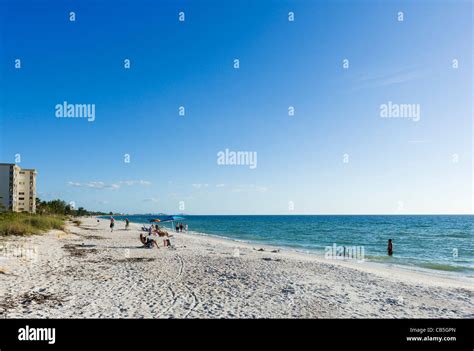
[151,215,185,232]
[148,216,185,232]
[158,215,185,223]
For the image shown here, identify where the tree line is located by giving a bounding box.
[35,198,107,216]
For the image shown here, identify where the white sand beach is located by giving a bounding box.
[1,216,473,318]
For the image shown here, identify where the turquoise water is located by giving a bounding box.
[110,215,474,275]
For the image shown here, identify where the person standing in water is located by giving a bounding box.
[110,217,115,232]
[387,239,393,256]
[125,218,130,230]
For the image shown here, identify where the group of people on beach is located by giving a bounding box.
[109,216,395,256]
[109,217,130,232]
[109,217,172,249]
[140,224,172,249]
[175,222,187,232]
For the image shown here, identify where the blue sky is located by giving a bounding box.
[0,0,472,214]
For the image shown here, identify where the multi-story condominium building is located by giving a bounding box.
[0,163,37,213]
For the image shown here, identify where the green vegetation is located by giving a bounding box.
[36,198,106,216]
[0,212,65,236]
[0,198,105,236]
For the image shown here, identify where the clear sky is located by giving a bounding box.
[0,0,472,214]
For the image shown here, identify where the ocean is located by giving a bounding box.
[109,215,474,276]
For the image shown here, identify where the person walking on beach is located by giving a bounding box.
[179,223,183,232]
[185,224,188,232]
[175,223,179,232]
[110,217,115,232]
[387,239,393,256]
[125,218,130,230]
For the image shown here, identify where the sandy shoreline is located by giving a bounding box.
[1,216,473,318]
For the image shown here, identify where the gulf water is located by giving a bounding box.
[110,215,474,276]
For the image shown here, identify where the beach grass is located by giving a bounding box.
[0,212,65,236]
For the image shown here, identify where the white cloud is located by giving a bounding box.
[192,183,209,189]
[119,180,151,186]
[354,67,423,90]
[143,197,159,203]
[231,184,268,193]
[68,180,152,190]
[67,181,110,189]
[88,182,108,189]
